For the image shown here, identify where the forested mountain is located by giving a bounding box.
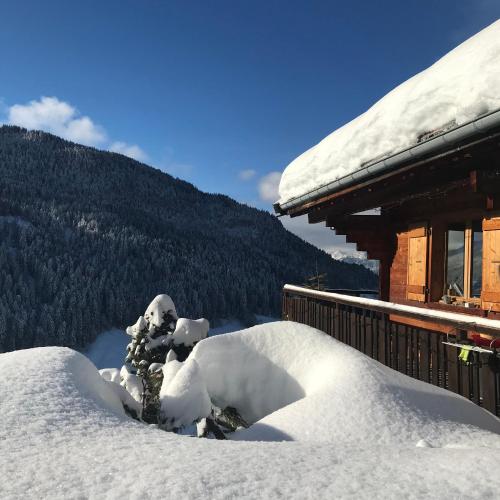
[0,126,377,352]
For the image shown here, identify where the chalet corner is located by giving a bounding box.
[276,21,500,416]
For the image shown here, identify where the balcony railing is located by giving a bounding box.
[283,284,500,416]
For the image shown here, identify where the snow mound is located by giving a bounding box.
[191,323,500,445]
[2,324,500,498]
[279,20,500,204]
[0,348,127,430]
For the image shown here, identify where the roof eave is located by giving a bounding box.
[274,108,500,216]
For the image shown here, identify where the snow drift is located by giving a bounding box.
[278,20,500,205]
[2,323,500,498]
[191,323,500,445]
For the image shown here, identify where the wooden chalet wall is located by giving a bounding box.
[330,180,500,334]
[296,132,500,336]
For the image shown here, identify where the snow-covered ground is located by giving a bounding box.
[278,20,500,205]
[84,316,276,369]
[2,322,500,499]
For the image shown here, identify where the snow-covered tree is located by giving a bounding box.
[117,293,248,437]
[122,294,209,424]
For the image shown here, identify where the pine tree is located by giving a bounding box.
[124,296,179,423]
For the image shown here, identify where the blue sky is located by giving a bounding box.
[1,0,499,253]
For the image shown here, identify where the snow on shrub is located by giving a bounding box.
[99,367,121,384]
[97,293,250,437]
[119,365,143,403]
[172,318,210,347]
[108,293,216,429]
[104,376,142,420]
[144,294,178,326]
[159,358,212,430]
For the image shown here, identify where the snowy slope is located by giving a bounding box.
[279,20,500,204]
[2,323,500,499]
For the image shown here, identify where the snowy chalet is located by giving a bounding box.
[275,21,500,416]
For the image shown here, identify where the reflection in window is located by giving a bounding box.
[444,221,482,304]
[471,224,482,298]
[446,226,465,296]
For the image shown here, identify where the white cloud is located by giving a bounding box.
[238,169,257,181]
[109,141,148,162]
[4,96,152,164]
[8,96,106,146]
[258,171,282,203]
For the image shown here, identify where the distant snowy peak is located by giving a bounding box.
[330,248,379,273]
[279,19,500,204]
[330,248,367,261]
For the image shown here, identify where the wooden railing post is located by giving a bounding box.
[480,352,498,414]
[419,330,430,383]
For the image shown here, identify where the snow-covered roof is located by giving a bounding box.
[278,20,500,208]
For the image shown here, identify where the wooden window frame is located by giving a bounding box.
[443,221,481,306]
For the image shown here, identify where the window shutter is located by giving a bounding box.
[481,217,500,311]
[407,223,428,302]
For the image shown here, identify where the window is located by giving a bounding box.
[444,221,482,306]
[445,225,465,296]
[471,224,483,298]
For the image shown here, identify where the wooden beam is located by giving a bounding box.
[383,183,491,223]
[325,214,395,231]
[306,172,472,223]
[472,168,500,194]
[332,224,395,262]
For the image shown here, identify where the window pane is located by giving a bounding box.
[471,226,482,298]
[446,229,465,296]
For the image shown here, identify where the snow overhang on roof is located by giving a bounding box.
[275,20,500,215]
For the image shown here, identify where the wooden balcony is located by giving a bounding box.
[283,284,500,417]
